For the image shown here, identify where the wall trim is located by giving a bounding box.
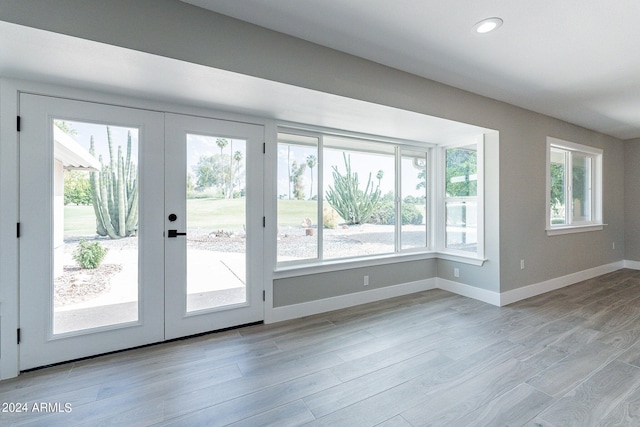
[624,260,640,270]
[437,278,501,306]
[267,261,631,324]
[265,278,437,324]
[499,261,624,306]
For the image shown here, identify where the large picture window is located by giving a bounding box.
[276,127,486,266]
[546,137,602,235]
[277,130,429,265]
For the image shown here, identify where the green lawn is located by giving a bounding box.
[64,205,97,236]
[64,198,318,236]
[277,199,317,226]
[187,198,246,230]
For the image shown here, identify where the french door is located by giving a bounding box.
[164,113,263,339]
[19,94,264,369]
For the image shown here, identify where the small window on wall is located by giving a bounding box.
[444,144,480,254]
[546,137,603,235]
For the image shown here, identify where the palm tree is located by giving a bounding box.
[287,145,292,199]
[233,150,243,197]
[216,138,228,197]
[228,140,234,198]
[306,154,317,199]
[376,169,384,188]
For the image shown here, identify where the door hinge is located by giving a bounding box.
[263,216,266,228]
[17,222,20,238]
[17,116,21,132]
[263,290,266,301]
[17,328,21,344]
[263,142,266,154]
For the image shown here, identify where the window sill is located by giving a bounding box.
[546,224,605,236]
[273,250,486,279]
[274,252,438,279]
[435,251,487,266]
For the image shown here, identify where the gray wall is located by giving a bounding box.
[498,118,624,291]
[0,0,626,302]
[625,138,640,261]
[274,260,437,307]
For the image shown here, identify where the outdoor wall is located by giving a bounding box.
[0,0,626,302]
[625,138,640,261]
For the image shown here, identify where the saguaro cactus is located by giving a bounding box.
[89,128,138,239]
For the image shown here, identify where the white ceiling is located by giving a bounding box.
[182,0,640,140]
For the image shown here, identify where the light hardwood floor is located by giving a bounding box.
[4,269,640,426]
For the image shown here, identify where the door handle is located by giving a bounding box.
[168,229,187,238]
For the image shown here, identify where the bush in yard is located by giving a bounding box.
[370,201,395,225]
[64,170,92,205]
[73,239,108,269]
[370,202,423,225]
[401,203,423,225]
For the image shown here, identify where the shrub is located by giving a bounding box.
[64,170,92,205]
[73,239,108,269]
[370,202,424,225]
[401,203,424,225]
[370,201,395,225]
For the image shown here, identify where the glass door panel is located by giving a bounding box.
[185,134,247,312]
[53,121,139,334]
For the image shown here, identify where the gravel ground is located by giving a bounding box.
[278,224,426,259]
[57,224,426,304]
[54,264,121,307]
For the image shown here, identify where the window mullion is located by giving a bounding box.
[566,151,573,225]
[425,151,430,251]
[395,147,401,252]
[317,135,324,261]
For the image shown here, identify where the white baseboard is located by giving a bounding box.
[499,261,624,306]
[624,260,640,270]
[437,278,501,306]
[266,261,631,324]
[266,278,437,323]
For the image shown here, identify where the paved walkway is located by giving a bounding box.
[54,248,246,334]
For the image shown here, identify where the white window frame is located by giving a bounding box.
[437,137,485,260]
[276,126,432,267]
[274,125,488,271]
[546,137,603,236]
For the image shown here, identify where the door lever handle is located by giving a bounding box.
[168,229,187,238]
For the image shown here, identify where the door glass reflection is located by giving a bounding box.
[186,134,247,312]
[53,120,139,334]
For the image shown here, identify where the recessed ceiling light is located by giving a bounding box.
[473,17,503,34]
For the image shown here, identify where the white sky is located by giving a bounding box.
[277,144,426,199]
[58,120,139,166]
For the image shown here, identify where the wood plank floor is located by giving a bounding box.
[4,269,640,426]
